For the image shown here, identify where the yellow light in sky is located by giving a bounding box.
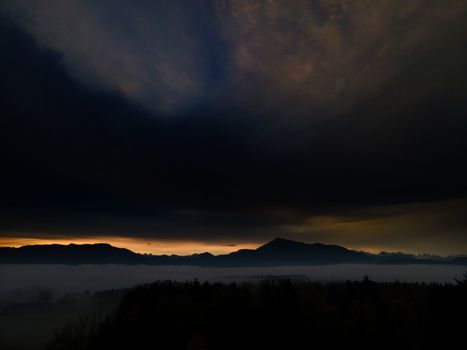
[0,236,258,256]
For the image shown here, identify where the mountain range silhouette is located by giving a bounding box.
[0,238,466,266]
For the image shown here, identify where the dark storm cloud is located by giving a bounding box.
[1,0,228,113]
[1,1,467,253]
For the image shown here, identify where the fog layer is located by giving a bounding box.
[1,264,466,302]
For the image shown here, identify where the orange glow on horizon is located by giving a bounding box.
[0,236,409,256]
[0,236,259,256]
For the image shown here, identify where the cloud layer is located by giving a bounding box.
[1,1,467,254]
[4,0,466,114]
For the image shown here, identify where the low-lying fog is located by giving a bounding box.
[1,264,466,302]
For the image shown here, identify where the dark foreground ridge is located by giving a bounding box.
[1,238,466,266]
[48,277,467,350]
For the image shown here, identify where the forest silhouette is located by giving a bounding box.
[48,274,467,350]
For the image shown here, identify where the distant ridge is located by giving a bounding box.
[0,243,142,265]
[0,238,466,266]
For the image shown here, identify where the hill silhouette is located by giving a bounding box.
[0,243,142,265]
[1,238,466,266]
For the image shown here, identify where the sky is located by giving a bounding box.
[1,0,467,255]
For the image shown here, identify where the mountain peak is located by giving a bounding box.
[269,237,296,244]
[1,239,464,267]
[257,238,310,251]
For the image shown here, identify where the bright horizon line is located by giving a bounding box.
[0,236,458,257]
